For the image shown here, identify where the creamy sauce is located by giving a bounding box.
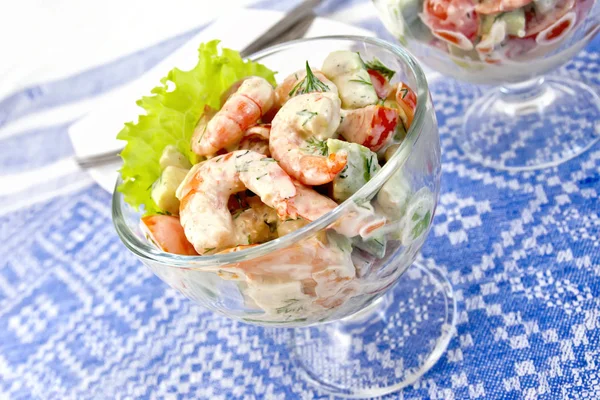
[321,51,378,109]
[275,92,341,141]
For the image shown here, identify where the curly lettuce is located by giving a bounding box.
[117,40,277,214]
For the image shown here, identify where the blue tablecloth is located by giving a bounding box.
[1,1,599,398]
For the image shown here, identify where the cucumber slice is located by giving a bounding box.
[401,187,435,244]
[151,166,189,215]
[327,139,381,203]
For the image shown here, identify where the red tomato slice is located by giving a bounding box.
[141,215,198,255]
[338,106,399,152]
[368,69,392,99]
[536,12,576,44]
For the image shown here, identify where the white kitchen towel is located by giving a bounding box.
[0,0,258,102]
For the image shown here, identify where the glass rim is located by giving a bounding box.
[112,35,430,268]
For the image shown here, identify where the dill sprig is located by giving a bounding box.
[289,62,330,97]
[296,109,318,126]
[303,137,328,156]
[349,76,373,86]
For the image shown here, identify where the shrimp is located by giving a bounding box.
[287,180,386,238]
[177,150,296,254]
[269,92,347,186]
[421,0,480,50]
[191,77,276,156]
[389,82,417,129]
[476,0,533,14]
[275,68,339,107]
[141,215,198,255]
[238,124,271,156]
[216,234,357,314]
[337,105,400,152]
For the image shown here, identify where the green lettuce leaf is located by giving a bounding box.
[117,39,277,214]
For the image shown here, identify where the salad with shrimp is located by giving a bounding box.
[379,0,594,64]
[118,41,431,322]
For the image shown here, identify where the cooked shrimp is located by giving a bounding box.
[475,0,533,14]
[238,124,271,156]
[191,77,276,156]
[216,234,357,313]
[275,68,339,107]
[217,236,349,279]
[141,215,198,255]
[389,82,417,129]
[270,92,347,186]
[219,78,247,107]
[177,150,296,254]
[421,0,479,50]
[287,180,386,238]
[337,105,400,152]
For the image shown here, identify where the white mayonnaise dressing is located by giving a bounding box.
[321,50,378,109]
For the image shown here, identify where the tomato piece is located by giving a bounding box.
[366,107,399,151]
[368,69,391,99]
[338,105,399,152]
[536,12,576,44]
[545,17,573,41]
[141,215,198,255]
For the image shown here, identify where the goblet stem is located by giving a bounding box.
[461,76,600,171]
[500,77,545,101]
[290,262,457,398]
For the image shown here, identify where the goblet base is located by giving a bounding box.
[461,76,600,171]
[290,262,456,398]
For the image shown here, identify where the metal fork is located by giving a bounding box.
[75,6,318,169]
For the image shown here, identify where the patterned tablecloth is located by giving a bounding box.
[1,1,600,398]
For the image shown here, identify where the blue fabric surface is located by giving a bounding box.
[1,1,599,398]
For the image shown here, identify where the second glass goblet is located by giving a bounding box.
[374,0,600,171]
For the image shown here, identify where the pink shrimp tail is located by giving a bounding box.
[296,152,347,186]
